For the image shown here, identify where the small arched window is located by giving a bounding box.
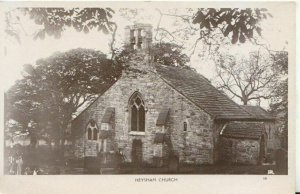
[87,128,92,140]
[86,119,98,140]
[93,129,98,140]
[183,122,187,131]
[129,92,145,132]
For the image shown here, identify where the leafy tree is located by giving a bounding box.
[5,75,43,144]
[269,51,288,148]
[151,43,190,66]
[215,51,278,105]
[5,7,272,58]
[25,8,115,38]
[152,8,272,57]
[115,42,190,67]
[5,8,117,57]
[270,51,288,75]
[192,8,272,44]
[6,41,191,145]
[6,48,122,145]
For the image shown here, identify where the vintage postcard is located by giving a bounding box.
[0,1,296,194]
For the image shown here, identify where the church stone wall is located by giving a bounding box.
[264,121,281,152]
[71,70,215,165]
[219,137,260,165]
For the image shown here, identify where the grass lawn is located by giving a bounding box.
[5,146,287,175]
[111,164,283,175]
[60,163,285,175]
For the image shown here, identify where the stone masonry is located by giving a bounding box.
[219,137,260,165]
[68,23,278,166]
[72,68,214,164]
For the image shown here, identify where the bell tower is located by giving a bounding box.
[123,23,154,73]
[124,23,153,54]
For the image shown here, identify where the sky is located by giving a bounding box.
[0,5,291,108]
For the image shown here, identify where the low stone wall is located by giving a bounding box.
[219,137,260,165]
[73,138,99,158]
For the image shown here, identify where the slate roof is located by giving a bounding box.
[240,105,275,121]
[155,65,253,120]
[73,65,268,122]
[221,121,265,139]
[101,107,115,123]
[156,108,170,126]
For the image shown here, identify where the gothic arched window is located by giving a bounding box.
[129,92,145,132]
[87,127,92,140]
[86,119,98,140]
[93,129,98,140]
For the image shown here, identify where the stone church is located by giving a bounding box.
[68,24,280,167]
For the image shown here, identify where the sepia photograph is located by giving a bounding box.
[1,2,292,175]
[0,1,296,193]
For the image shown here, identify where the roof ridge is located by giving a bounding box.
[240,105,275,120]
[256,106,275,118]
[240,105,253,115]
[157,75,214,117]
[177,66,250,112]
[72,81,117,121]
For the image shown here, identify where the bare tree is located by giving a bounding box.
[215,51,278,105]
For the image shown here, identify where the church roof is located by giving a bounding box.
[155,65,253,120]
[72,83,116,120]
[73,65,270,122]
[240,105,275,121]
[221,121,265,139]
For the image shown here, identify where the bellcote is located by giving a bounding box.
[123,23,155,75]
[124,23,153,54]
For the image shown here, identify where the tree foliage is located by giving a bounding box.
[6,74,49,143]
[6,41,190,144]
[215,51,278,105]
[192,8,272,44]
[152,8,272,59]
[5,8,118,57]
[5,7,273,59]
[269,51,288,148]
[6,48,122,144]
[115,42,190,67]
[151,43,190,66]
[6,8,115,39]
